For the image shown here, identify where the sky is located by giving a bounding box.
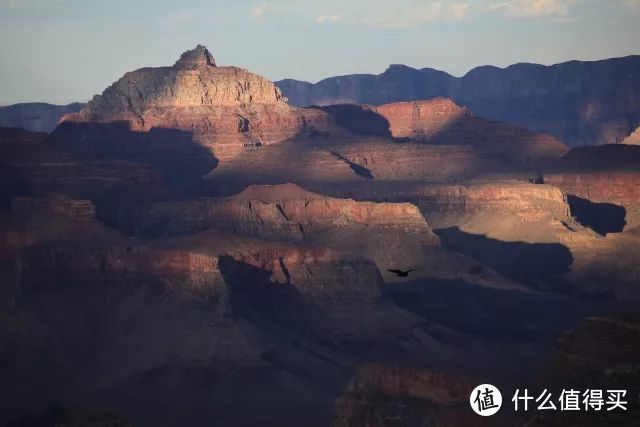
[0,0,639,105]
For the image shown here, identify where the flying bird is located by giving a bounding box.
[387,268,418,277]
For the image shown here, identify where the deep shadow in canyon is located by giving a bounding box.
[435,227,574,285]
[49,121,219,200]
[315,105,392,138]
[567,194,626,235]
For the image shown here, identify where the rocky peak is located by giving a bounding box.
[174,44,216,68]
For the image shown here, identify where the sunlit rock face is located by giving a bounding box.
[623,126,640,145]
[372,99,569,166]
[57,45,332,162]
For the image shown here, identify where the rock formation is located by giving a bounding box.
[545,144,640,228]
[206,100,567,196]
[56,45,333,163]
[325,99,569,166]
[101,183,473,284]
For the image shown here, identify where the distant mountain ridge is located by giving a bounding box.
[276,56,640,147]
[0,102,85,133]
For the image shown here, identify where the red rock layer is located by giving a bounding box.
[111,183,436,241]
[315,181,570,225]
[15,229,412,342]
[206,135,513,196]
[372,99,569,166]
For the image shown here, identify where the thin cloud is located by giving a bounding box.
[317,2,471,27]
[621,0,640,9]
[316,12,344,24]
[167,10,194,28]
[251,2,268,17]
[490,0,570,18]
[447,3,471,21]
[2,0,65,9]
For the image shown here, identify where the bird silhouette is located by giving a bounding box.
[387,268,417,277]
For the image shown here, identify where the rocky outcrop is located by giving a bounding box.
[57,45,333,163]
[372,99,568,165]
[111,183,435,239]
[545,145,640,228]
[104,183,444,283]
[0,102,85,133]
[315,181,571,227]
[546,172,640,228]
[277,56,640,147]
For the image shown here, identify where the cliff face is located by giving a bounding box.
[314,181,570,227]
[546,172,640,229]
[371,99,568,165]
[111,183,435,239]
[545,144,640,228]
[276,56,640,147]
[103,183,448,284]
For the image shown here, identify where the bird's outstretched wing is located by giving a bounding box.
[387,269,403,275]
[406,268,418,273]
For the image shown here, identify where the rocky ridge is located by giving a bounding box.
[277,56,640,147]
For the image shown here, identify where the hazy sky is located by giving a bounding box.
[1,0,639,105]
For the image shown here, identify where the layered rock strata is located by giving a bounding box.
[57,45,333,163]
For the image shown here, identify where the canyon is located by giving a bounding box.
[1,45,639,427]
